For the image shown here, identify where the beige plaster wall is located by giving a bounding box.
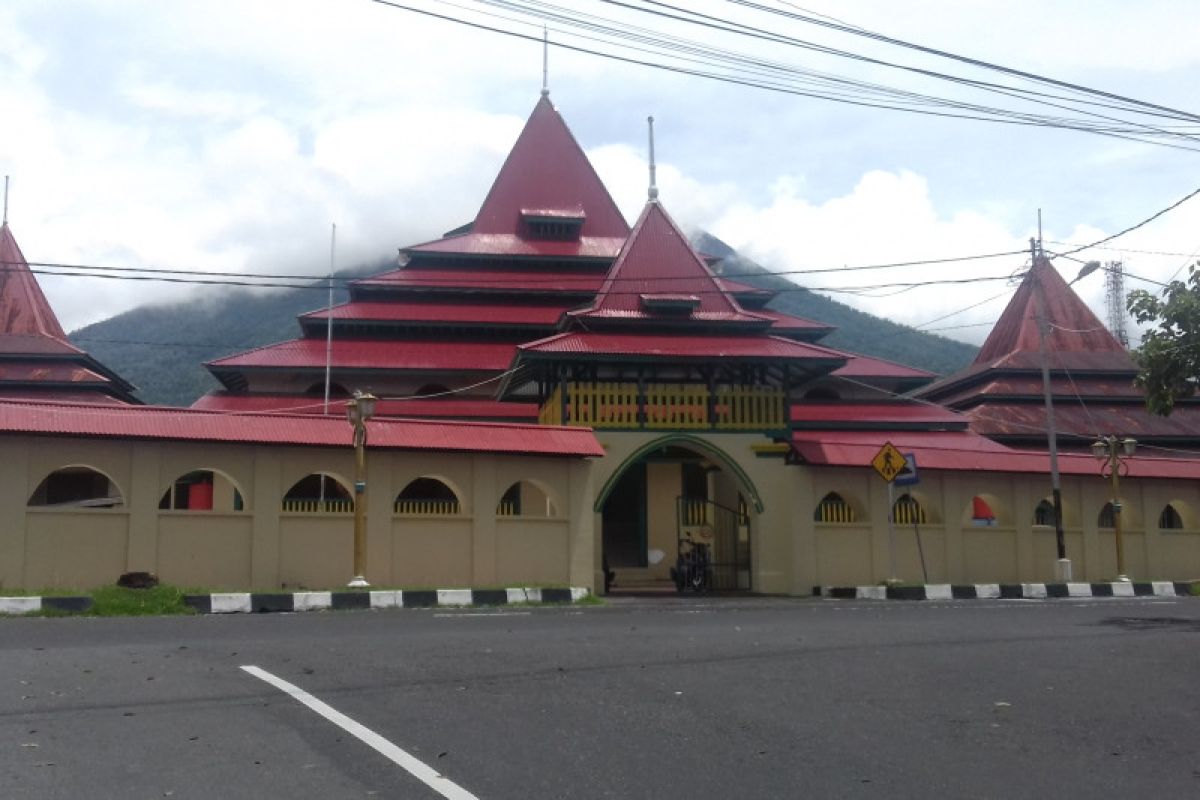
[2,434,596,592]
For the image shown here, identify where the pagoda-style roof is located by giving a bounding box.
[207,338,517,374]
[514,330,845,363]
[1,223,67,340]
[917,255,1200,449]
[0,223,138,403]
[351,266,604,296]
[975,256,1129,370]
[404,96,629,260]
[567,202,769,328]
[192,391,538,421]
[301,300,572,329]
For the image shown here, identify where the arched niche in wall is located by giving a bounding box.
[282,472,353,513]
[496,479,558,518]
[159,469,245,512]
[813,491,859,523]
[395,476,462,515]
[28,465,124,508]
[892,491,933,526]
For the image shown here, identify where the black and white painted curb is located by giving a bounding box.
[0,587,589,615]
[0,596,93,614]
[816,581,1197,601]
[183,587,591,614]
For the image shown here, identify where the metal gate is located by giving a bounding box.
[676,497,751,591]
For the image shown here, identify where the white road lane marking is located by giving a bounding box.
[241,665,479,800]
[433,611,532,618]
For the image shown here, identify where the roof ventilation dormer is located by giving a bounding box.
[639,293,700,315]
[521,207,585,241]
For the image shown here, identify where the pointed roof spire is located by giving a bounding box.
[541,27,550,97]
[571,200,766,325]
[468,96,630,241]
[647,116,659,202]
[973,255,1124,367]
[0,221,68,340]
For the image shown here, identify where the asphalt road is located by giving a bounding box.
[2,596,1198,799]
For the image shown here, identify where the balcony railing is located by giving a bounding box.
[538,382,785,431]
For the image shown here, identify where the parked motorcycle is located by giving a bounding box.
[670,532,711,593]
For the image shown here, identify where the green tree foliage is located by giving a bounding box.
[1128,265,1200,416]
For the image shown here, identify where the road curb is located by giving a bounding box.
[815,581,1197,600]
[184,587,591,613]
[0,587,590,615]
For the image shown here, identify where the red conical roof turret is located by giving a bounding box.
[974,256,1125,369]
[0,222,67,340]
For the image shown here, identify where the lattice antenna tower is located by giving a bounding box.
[1104,260,1128,347]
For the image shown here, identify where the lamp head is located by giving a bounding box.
[1090,440,1107,460]
[1121,437,1137,457]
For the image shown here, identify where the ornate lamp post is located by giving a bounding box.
[346,390,378,588]
[1090,435,1136,582]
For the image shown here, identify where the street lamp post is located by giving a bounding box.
[346,390,378,589]
[1091,434,1136,583]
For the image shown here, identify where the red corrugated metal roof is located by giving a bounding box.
[0,399,602,456]
[519,331,848,361]
[0,389,129,404]
[302,301,570,326]
[192,392,539,420]
[832,351,936,380]
[975,257,1125,367]
[208,339,517,371]
[353,267,605,294]
[792,401,967,426]
[472,96,630,241]
[0,361,108,383]
[571,202,765,325]
[963,402,1200,441]
[405,233,625,260]
[0,223,68,340]
[790,429,1200,479]
[753,309,835,334]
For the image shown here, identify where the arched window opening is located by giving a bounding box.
[282,474,352,513]
[1159,504,1184,530]
[893,494,927,526]
[497,480,556,517]
[1034,499,1055,527]
[1098,502,1117,529]
[28,466,123,508]
[814,491,856,523]
[415,383,451,398]
[970,496,997,527]
[159,470,244,511]
[395,477,460,515]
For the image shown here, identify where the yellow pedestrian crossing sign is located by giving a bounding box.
[871,441,905,482]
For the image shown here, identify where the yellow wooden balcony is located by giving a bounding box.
[538,382,785,431]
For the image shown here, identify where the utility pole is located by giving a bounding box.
[1032,236,1071,580]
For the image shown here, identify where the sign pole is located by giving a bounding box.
[887,479,897,583]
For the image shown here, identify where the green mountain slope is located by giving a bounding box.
[69,265,378,406]
[69,244,977,407]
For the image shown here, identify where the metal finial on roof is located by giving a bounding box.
[2,175,8,226]
[647,116,659,201]
[541,27,550,97]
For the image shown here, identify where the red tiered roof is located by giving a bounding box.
[405,96,629,260]
[207,339,516,372]
[975,256,1128,369]
[352,267,604,295]
[302,301,571,327]
[790,429,1200,478]
[516,331,846,361]
[192,392,538,421]
[0,223,67,340]
[570,202,767,326]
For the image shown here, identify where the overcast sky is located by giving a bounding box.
[3,0,1200,347]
